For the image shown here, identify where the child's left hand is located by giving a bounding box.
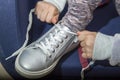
[77,30,97,59]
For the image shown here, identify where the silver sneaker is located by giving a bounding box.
[15,23,79,79]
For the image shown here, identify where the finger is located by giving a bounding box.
[35,2,40,15]
[84,47,93,59]
[81,48,86,53]
[82,53,87,59]
[77,31,81,35]
[46,13,53,23]
[80,41,86,47]
[78,34,86,41]
[77,30,90,35]
[86,53,92,58]
[81,30,92,34]
[46,8,55,23]
[40,10,49,22]
[52,14,59,24]
[77,31,91,41]
[35,3,43,19]
[36,7,43,19]
[82,47,92,56]
[84,47,92,54]
[84,39,93,47]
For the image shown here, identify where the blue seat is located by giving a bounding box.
[0,0,119,79]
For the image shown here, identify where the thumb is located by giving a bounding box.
[77,31,81,35]
[77,30,91,36]
[52,14,59,24]
[77,31,88,41]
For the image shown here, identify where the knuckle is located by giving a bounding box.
[80,42,83,47]
[85,40,90,46]
[82,53,87,58]
[87,35,92,39]
[46,19,51,23]
[40,18,45,22]
[87,53,92,58]
[40,17,45,22]
[37,1,42,6]
[40,16,45,21]
[86,48,90,53]
[46,17,52,23]
[82,48,85,52]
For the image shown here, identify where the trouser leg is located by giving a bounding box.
[99,16,120,35]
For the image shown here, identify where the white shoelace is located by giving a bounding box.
[34,24,77,57]
[81,61,95,80]
[5,8,77,60]
[5,9,35,60]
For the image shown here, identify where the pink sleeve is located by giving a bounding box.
[60,0,102,32]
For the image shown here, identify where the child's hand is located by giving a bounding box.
[77,31,97,59]
[35,1,59,24]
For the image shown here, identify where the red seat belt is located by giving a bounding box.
[78,47,88,68]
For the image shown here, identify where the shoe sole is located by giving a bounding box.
[15,34,79,79]
[15,41,78,79]
[15,54,62,79]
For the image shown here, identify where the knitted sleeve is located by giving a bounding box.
[60,0,102,32]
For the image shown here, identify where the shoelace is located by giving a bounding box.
[5,9,35,60]
[35,24,77,57]
[5,8,77,60]
[81,61,94,80]
[78,47,95,80]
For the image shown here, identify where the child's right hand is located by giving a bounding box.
[77,31,97,59]
[35,1,60,24]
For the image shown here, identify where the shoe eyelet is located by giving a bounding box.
[56,44,59,48]
[52,49,55,53]
[49,55,52,58]
[60,40,63,43]
[65,35,68,39]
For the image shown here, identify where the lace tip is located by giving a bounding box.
[5,55,14,60]
[31,8,35,12]
[81,68,85,80]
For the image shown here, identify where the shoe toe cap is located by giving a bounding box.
[18,48,47,72]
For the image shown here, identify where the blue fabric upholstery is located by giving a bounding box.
[0,0,119,80]
[0,0,38,79]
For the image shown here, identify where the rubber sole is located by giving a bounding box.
[15,37,79,79]
[15,55,61,79]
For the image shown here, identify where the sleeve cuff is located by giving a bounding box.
[92,32,113,60]
[109,34,120,66]
[44,0,67,12]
